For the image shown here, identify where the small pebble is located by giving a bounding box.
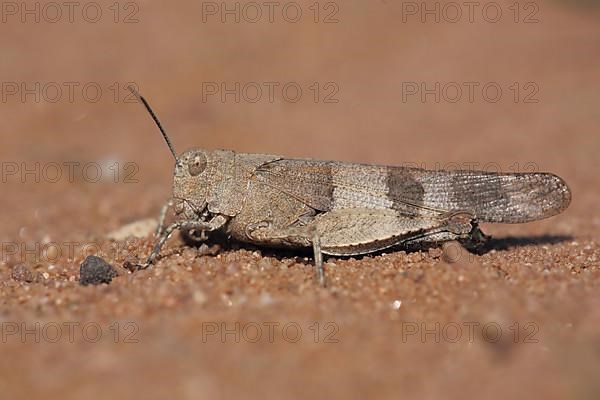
[11,264,34,283]
[197,243,221,256]
[79,255,118,286]
[106,218,158,241]
[193,290,207,305]
[259,292,274,306]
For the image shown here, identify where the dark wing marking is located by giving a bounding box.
[253,158,571,223]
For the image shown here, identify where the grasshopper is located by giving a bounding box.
[127,88,571,286]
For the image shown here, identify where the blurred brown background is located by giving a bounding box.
[1,1,599,399]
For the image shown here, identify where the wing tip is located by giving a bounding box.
[507,172,571,223]
[543,172,572,217]
[477,172,572,224]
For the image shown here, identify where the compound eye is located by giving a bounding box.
[188,153,207,176]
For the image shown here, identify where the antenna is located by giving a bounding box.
[128,86,178,161]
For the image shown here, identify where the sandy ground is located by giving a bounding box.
[1,1,599,399]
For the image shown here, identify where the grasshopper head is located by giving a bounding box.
[129,87,233,219]
[172,149,210,218]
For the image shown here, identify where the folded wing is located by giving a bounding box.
[253,158,571,223]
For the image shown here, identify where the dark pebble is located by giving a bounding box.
[80,256,118,286]
[11,264,34,283]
